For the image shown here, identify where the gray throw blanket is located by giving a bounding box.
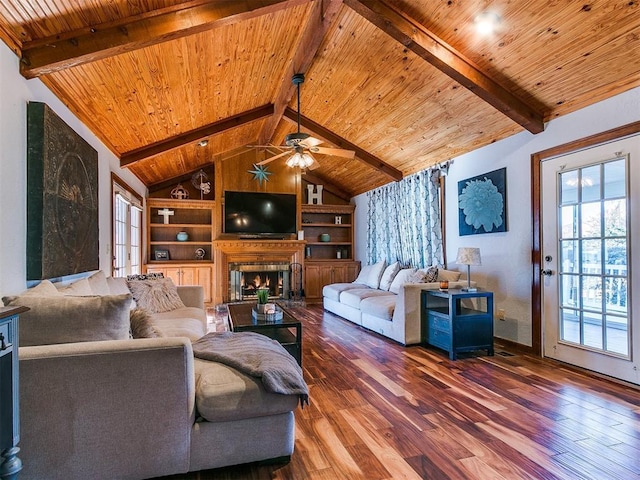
[192,331,309,407]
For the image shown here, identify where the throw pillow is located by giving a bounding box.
[107,276,130,295]
[20,279,62,297]
[127,273,164,281]
[87,270,111,296]
[106,276,137,309]
[354,264,374,285]
[365,260,387,289]
[406,269,427,283]
[129,308,162,339]
[425,266,439,282]
[388,268,417,295]
[407,266,439,283]
[2,294,132,347]
[127,277,185,314]
[379,262,400,291]
[56,277,94,296]
[437,269,462,282]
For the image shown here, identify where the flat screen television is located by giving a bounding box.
[224,190,297,237]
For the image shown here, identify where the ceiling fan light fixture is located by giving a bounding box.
[286,151,314,168]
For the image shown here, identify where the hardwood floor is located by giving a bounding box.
[161,304,640,479]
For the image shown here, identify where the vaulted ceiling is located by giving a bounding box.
[1,0,638,197]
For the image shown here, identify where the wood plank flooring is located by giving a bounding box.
[160,304,640,480]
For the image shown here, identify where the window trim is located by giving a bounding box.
[111,173,144,277]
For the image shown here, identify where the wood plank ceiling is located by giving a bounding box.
[0,0,638,196]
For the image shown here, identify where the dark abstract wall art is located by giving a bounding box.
[26,102,99,280]
[458,167,507,236]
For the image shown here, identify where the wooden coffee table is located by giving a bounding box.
[227,303,302,366]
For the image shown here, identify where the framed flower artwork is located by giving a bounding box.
[458,167,507,236]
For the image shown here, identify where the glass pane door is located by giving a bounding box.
[558,158,628,357]
[541,134,639,384]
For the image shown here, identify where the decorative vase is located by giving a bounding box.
[256,303,268,313]
[176,231,189,241]
[319,233,331,242]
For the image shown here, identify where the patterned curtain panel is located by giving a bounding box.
[367,168,444,268]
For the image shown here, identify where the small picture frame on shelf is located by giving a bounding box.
[154,249,170,261]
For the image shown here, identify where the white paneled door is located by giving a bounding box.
[541,135,640,384]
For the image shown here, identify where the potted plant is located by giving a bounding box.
[256,287,270,312]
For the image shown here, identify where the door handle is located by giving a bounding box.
[541,269,554,276]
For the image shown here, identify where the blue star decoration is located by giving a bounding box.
[248,164,272,185]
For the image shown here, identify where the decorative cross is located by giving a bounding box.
[157,208,174,224]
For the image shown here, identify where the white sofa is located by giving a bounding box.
[323,262,473,345]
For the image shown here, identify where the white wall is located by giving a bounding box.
[354,86,640,346]
[0,42,147,296]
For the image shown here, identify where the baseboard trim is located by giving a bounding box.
[494,337,535,355]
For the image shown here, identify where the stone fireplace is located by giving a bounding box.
[228,262,290,302]
[213,240,305,304]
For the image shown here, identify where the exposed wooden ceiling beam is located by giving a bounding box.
[283,107,403,181]
[258,0,344,145]
[302,173,352,201]
[19,0,310,78]
[121,104,275,167]
[344,0,545,134]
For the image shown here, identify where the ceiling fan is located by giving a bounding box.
[248,73,355,169]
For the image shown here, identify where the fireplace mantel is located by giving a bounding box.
[213,240,305,304]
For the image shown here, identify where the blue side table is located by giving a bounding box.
[422,289,494,360]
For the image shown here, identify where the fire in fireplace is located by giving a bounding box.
[240,271,283,299]
[229,262,290,302]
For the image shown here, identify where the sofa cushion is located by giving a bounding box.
[340,288,395,309]
[127,277,185,314]
[129,308,163,339]
[388,268,417,294]
[149,307,206,341]
[407,266,438,283]
[354,264,374,284]
[17,279,62,297]
[360,295,396,321]
[379,262,400,291]
[365,261,387,289]
[2,294,132,347]
[87,270,111,296]
[322,282,368,302]
[193,358,298,423]
[56,277,94,296]
[106,276,137,309]
[438,269,462,282]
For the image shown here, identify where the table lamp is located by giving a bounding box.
[455,247,481,292]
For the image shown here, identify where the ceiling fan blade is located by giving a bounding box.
[310,146,356,159]
[256,150,291,165]
[303,136,323,148]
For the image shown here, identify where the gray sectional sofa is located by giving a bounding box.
[323,261,473,345]
[3,271,300,480]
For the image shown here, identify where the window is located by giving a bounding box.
[112,174,143,277]
[558,157,629,356]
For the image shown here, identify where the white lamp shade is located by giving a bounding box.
[455,247,481,266]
